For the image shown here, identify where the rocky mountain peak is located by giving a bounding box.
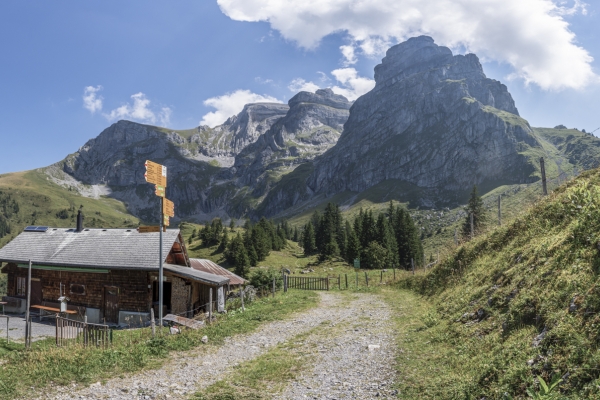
[288,88,352,110]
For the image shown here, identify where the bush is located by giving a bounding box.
[249,268,282,292]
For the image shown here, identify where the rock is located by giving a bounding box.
[533,327,547,347]
[201,335,208,344]
[367,344,380,351]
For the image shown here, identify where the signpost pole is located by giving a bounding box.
[25,259,31,348]
[159,197,164,329]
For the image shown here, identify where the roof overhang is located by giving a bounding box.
[163,264,229,286]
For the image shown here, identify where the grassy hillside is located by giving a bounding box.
[397,167,600,398]
[0,170,139,248]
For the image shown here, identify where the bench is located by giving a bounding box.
[31,305,77,321]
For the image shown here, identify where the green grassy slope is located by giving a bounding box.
[0,170,139,247]
[398,167,600,398]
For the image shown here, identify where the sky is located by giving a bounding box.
[0,0,598,173]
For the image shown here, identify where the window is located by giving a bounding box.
[16,277,26,296]
[70,283,86,295]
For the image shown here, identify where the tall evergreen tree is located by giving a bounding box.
[226,233,250,278]
[345,220,361,264]
[462,185,486,238]
[303,221,317,255]
[393,207,424,269]
[229,218,235,232]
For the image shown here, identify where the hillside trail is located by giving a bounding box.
[32,291,396,400]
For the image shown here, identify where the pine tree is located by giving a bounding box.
[217,231,229,252]
[303,221,317,255]
[393,207,424,269]
[226,233,250,278]
[229,218,235,232]
[462,185,486,238]
[293,226,299,242]
[345,220,361,264]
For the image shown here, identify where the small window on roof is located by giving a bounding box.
[70,283,86,295]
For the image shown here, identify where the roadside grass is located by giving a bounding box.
[393,168,600,398]
[0,290,318,399]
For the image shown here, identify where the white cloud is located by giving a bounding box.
[104,92,171,126]
[330,68,375,100]
[200,89,282,127]
[83,85,103,114]
[288,68,375,101]
[217,0,597,90]
[340,44,357,66]
[288,78,321,93]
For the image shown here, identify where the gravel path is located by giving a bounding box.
[32,292,396,399]
[275,293,397,399]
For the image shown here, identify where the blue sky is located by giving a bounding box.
[0,1,598,173]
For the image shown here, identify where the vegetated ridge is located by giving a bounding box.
[399,167,600,398]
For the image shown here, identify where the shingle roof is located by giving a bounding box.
[0,228,181,270]
[164,264,229,286]
[190,258,246,285]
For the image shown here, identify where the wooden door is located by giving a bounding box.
[30,280,42,308]
[103,286,119,323]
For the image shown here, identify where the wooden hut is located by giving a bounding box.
[0,225,228,325]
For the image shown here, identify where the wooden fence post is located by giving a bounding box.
[411,258,415,275]
[540,157,548,196]
[365,272,368,287]
[393,266,396,280]
[380,270,383,283]
[345,273,348,289]
[272,278,275,298]
[338,275,341,290]
[241,287,245,312]
[209,288,213,324]
[150,308,156,337]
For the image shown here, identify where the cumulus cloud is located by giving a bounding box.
[104,92,171,126]
[83,85,103,114]
[330,68,375,100]
[288,78,321,93]
[340,44,357,66]
[288,68,375,101]
[217,0,597,90]
[200,89,282,127]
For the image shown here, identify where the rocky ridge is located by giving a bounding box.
[43,36,600,222]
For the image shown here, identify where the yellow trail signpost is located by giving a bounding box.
[143,159,174,328]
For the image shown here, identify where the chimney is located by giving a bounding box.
[76,206,84,232]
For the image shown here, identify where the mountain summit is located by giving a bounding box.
[303,36,538,204]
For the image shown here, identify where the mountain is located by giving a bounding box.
[233,88,352,193]
[43,89,350,222]
[257,36,600,216]
[22,36,600,227]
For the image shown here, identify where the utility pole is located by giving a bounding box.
[498,195,502,226]
[25,259,32,349]
[540,157,548,196]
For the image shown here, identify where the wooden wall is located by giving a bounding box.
[4,263,150,313]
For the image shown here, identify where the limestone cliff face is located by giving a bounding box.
[304,36,539,204]
[233,89,351,190]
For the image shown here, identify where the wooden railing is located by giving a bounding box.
[286,276,329,291]
[56,316,111,348]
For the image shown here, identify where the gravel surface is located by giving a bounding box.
[0,315,56,342]
[275,293,397,399]
[30,292,396,399]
